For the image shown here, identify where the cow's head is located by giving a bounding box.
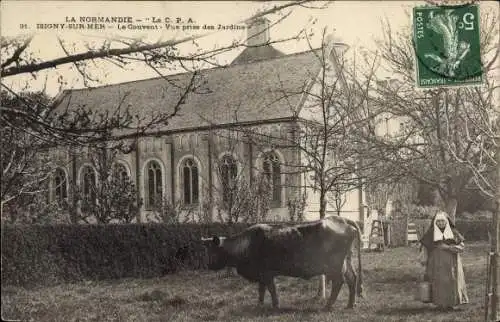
[201,236,229,270]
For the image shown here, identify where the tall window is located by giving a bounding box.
[80,166,96,203]
[219,155,237,205]
[53,168,68,203]
[145,161,162,209]
[182,159,199,205]
[113,162,129,184]
[263,152,281,206]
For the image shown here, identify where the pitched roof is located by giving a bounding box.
[231,44,285,65]
[53,49,322,136]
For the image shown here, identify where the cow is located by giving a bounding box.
[201,216,363,309]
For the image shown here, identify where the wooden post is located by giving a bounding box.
[491,195,499,322]
[489,51,500,322]
[490,122,499,322]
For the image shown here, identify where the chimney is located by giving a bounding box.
[324,33,349,63]
[246,17,270,47]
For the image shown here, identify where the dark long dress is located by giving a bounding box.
[420,220,469,308]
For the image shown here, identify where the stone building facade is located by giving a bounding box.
[47,18,368,225]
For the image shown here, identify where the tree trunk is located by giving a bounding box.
[319,193,327,219]
[444,197,458,224]
[317,192,327,299]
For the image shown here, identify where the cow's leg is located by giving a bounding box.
[258,282,266,305]
[267,278,279,308]
[325,272,344,309]
[344,258,357,309]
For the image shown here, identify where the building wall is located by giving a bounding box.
[47,120,365,225]
[49,121,306,223]
[302,180,363,222]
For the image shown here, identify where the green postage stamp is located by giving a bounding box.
[413,4,483,88]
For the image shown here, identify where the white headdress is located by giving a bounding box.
[433,211,454,241]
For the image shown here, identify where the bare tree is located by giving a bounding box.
[287,192,307,222]
[74,144,139,224]
[352,12,499,223]
[329,183,347,217]
[207,128,271,224]
[1,1,325,220]
[0,91,58,213]
[275,29,378,220]
[258,29,380,299]
[1,2,323,151]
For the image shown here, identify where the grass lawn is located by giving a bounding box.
[1,242,491,322]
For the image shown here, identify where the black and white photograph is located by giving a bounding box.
[1,1,499,321]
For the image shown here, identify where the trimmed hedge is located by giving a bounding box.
[0,219,410,287]
[1,223,250,287]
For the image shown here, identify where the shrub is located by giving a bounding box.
[412,219,491,243]
[2,194,71,225]
[1,223,250,287]
[459,210,493,221]
[1,218,397,287]
[455,220,492,242]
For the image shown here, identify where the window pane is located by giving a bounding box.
[183,166,191,204]
[221,164,228,187]
[114,164,129,183]
[145,161,162,209]
[55,174,62,200]
[230,163,237,180]
[192,166,199,203]
[273,160,281,202]
[81,167,95,203]
[155,168,162,195]
[263,156,271,180]
[148,168,155,206]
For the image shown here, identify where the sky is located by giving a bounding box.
[1,0,498,96]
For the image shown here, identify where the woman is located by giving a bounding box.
[419,211,469,310]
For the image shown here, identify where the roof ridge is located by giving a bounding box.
[61,48,321,94]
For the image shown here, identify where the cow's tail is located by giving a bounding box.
[348,220,363,298]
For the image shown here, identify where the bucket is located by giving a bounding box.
[417,281,432,303]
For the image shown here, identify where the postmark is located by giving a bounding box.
[413,4,483,88]
[423,0,479,6]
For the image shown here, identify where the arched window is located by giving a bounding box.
[219,155,237,205]
[80,166,96,203]
[113,162,129,184]
[53,168,68,203]
[263,152,281,206]
[145,160,162,210]
[182,158,199,205]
